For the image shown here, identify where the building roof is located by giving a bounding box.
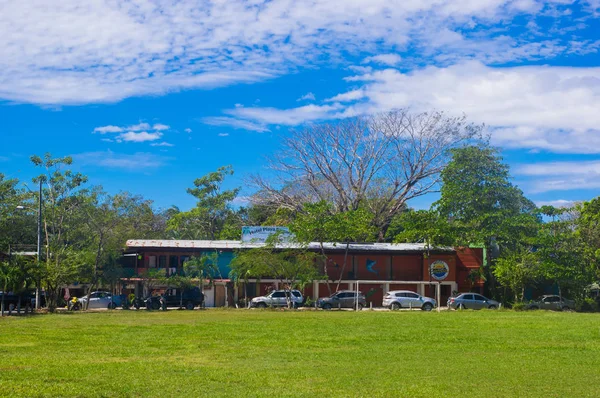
[125,239,454,253]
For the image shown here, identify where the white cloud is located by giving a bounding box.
[126,123,152,132]
[72,151,167,170]
[93,125,123,134]
[93,120,172,144]
[218,133,230,137]
[117,131,162,143]
[152,123,170,131]
[217,61,600,153]
[0,0,594,105]
[150,142,174,147]
[201,116,270,133]
[226,103,344,126]
[516,160,600,193]
[297,92,316,101]
[184,128,192,133]
[362,53,402,66]
[326,90,365,103]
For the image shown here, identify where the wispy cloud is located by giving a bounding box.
[72,151,168,170]
[516,160,600,193]
[184,128,192,133]
[297,92,316,101]
[150,141,174,147]
[117,131,162,143]
[362,54,402,66]
[92,120,172,144]
[201,116,269,133]
[1,1,596,105]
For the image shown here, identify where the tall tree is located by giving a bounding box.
[167,166,241,240]
[252,109,483,240]
[433,145,540,298]
[30,153,88,311]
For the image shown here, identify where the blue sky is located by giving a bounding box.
[1,0,599,211]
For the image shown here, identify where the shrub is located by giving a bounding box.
[575,298,599,313]
[511,302,528,311]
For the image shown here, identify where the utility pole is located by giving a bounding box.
[35,179,42,310]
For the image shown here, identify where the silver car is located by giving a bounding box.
[317,290,366,310]
[527,295,575,311]
[448,293,499,310]
[250,290,303,308]
[383,290,436,311]
[78,291,122,309]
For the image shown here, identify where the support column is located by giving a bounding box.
[313,281,319,301]
[384,283,390,294]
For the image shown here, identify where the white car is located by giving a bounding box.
[250,290,303,308]
[383,290,436,311]
[78,291,122,309]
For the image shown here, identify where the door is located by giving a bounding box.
[472,294,488,309]
[270,291,286,306]
[543,296,560,310]
[339,292,352,308]
[405,292,421,308]
[461,294,474,309]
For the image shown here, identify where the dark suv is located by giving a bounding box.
[317,290,366,310]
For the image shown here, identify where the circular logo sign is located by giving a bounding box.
[430,260,449,281]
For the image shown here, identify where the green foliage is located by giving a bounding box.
[575,297,599,313]
[493,249,538,302]
[167,166,241,240]
[434,145,540,249]
[511,302,528,311]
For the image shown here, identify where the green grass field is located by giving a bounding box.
[1,309,599,397]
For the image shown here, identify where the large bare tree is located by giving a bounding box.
[251,109,484,240]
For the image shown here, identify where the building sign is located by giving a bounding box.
[241,226,292,243]
[430,260,449,281]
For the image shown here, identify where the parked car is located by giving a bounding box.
[527,295,575,311]
[447,293,499,310]
[163,287,205,310]
[0,291,30,311]
[250,290,303,308]
[317,290,366,310]
[78,291,122,309]
[383,290,436,311]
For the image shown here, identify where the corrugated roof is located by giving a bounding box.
[125,239,454,253]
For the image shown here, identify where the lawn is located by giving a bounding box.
[1,309,599,397]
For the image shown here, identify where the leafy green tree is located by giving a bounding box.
[0,259,19,316]
[230,234,323,308]
[0,174,36,253]
[493,248,538,302]
[167,166,240,240]
[30,153,89,311]
[433,145,540,298]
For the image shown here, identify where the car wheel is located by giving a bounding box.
[108,302,117,310]
[488,305,497,310]
[390,302,401,311]
[256,302,267,308]
[186,301,195,310]
[357,303,364,311]
[322,303,332,310]
[152,301,161,310]
[422,303,433,311]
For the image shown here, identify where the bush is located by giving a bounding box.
[511,302,528,311]
[575,298,599,313]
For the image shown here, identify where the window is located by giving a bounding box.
[292,291,302,298]
[180,256,189,265]
[169,256,178,267]
[473,295,487,301]
[545,296,559,303]
[148,256,156,268]
[395,292,405,298]
[271,292,285,298]
[406,293,419,299]
[463,294,474,300]
[158,255,167,268]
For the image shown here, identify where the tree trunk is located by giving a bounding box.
[17,295,22,315]
[335,242,351,292]
[320,242,331,296]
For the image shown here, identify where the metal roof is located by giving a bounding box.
[125,239,454,253]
